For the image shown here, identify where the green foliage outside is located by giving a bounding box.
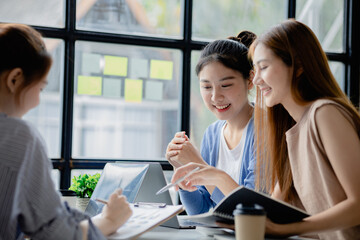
[69,173,100,198]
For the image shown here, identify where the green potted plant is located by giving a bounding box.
[69,173,100,211]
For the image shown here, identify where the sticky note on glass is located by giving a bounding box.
[124,79,143,103]
[82,53,101,74]
[130,58,148,78]
[145,81,163,101]
[150,59,173,80]
[104,56,128,76]
[103,78,122,98]
[77,75,102,96]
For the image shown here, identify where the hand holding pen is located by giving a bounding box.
[170,162,231,193]
[156,166,200,195]
[98,188,133,233]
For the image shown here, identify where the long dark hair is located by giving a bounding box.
[196,31,256,80]
[249,19,360,201]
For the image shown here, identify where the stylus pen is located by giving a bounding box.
[95,198,108,205]
[156,166,200,195]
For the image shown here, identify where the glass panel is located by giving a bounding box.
[52,169,60,190]
[329,61,345,91]
[296,0,344,52]
[24,39,64,158]
[189,51,217,149]
[163,170,178,204]
[192,0,287,41]
[0,0,65,28]
[71,169,103,180]
[73,41,181,159]
[76,0,183,39]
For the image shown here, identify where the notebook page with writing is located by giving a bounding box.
[108,204,184,240]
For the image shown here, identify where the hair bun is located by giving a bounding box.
[228,31,256,49]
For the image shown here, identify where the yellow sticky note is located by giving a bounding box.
[124,79,143,103]
[104,56,128,76]
[77,75,102,96]
[150,59,173,80]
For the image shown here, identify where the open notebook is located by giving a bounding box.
[182,186,309,227]
[108,203,184,240]
[85,162,195,229]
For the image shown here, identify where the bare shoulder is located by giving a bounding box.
[313,103,359,149]
[314,103,360,158]
[314,103,352,128]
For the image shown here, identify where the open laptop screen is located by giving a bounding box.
[85,163,148,216]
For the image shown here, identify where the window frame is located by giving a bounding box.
[30,0,359,189]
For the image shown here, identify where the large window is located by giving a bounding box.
[0,0,358,189]
[73,41,181,159]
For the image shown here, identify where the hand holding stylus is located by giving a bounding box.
[156,167,200,195]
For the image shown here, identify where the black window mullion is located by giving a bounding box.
[343,0,350,97]
[347,0,360,106]
[180,0,193,135]
[288,0,296,18]
[60,0,76,190]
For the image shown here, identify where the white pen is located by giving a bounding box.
[95,198,108,205]
[156,166,200,195]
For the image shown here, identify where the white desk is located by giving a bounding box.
[137,226,314,240]
[138,226,214,240]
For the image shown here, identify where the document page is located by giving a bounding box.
[108,204,184,240]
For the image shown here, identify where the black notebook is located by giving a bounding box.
[182,186,309,227]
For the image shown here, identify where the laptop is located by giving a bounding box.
[85,162,195,229]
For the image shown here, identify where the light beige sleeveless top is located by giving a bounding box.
[286,99,360,240]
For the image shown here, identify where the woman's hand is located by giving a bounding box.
[265,218,293,238]
[166,132,188,168]
[171,163,238,195]
[166,132,206,168]
[90,188,132,237]
[102,188,132,228]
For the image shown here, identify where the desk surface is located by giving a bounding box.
[137,226,314,240]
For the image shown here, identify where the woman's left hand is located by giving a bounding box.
[265,218,298,238]
[168,138,207,167]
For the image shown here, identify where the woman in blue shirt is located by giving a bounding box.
[166,31,257,215]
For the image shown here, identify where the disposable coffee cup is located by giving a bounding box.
[233,203,266,240]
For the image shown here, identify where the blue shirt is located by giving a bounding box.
[179,117,256,215]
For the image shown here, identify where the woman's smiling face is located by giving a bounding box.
[252,43,293,108]
[199,61,251,121]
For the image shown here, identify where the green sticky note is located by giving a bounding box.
[145,81,163,101]
[103,78,122,98]
[130,58,148,78]
[82,53,101,74]
[77,75,102,96]
[104,55,128,76]
[150,59,173,80]
[124,79,143,103]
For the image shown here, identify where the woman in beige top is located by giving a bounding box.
[249,19,360,239]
